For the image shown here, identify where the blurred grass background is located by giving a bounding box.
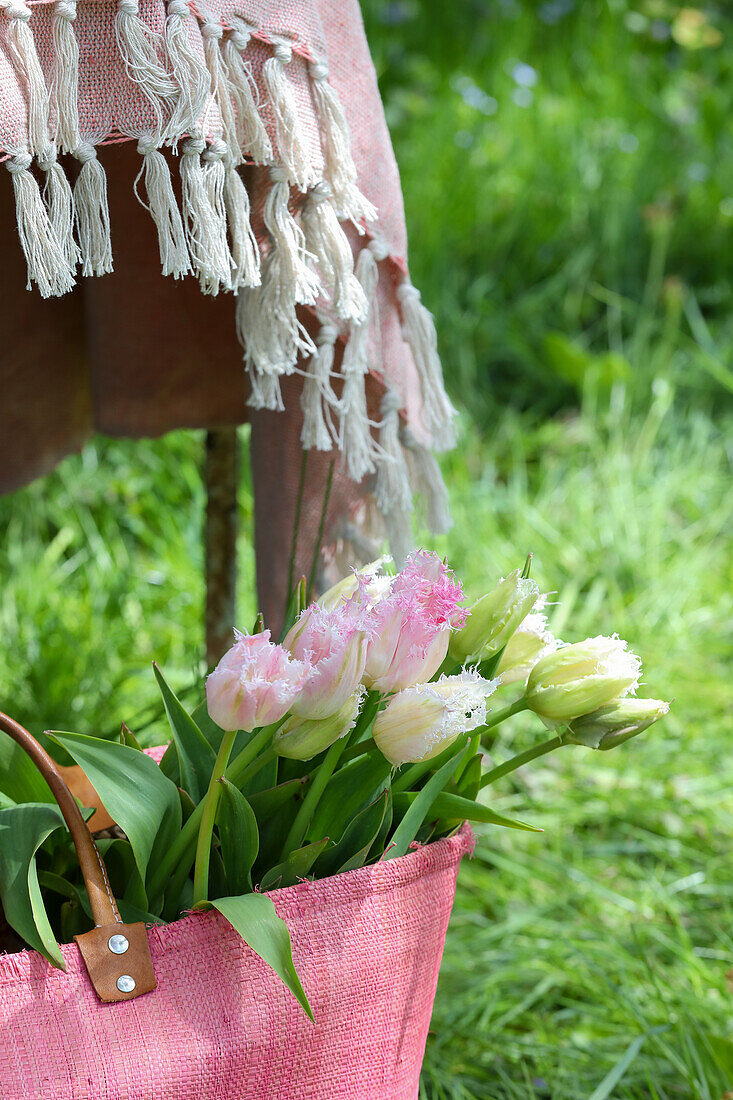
[1,0,732,1095]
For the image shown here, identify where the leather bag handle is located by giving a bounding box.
[0,711,157,1002]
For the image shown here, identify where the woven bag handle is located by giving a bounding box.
[0,710,157,1002]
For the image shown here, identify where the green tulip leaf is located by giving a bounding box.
[0,802,66,967]
[217,779,259,895]
[393,790,543,832]
[248,777,309,821]
[0,730,54,805]
[210,893,313,1020]
[385,740,470,860]
[307,753,392,845]
[47,730,181,889]
[154,664,216,803]
[317,791,389,878]
[259,837,330,892]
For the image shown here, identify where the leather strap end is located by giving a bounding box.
[75,922,157,1003]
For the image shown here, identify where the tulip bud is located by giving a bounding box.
[448,570,540,663]
[497,608,560,688]
[565,698,670,750]
[283,603,370,720]
[525,635,641,722]
[206,629,310,732]
[274,691,363,761]
[373,671,498,765]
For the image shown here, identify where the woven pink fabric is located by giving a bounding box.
[0,826,473,1100]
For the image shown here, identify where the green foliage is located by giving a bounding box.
[0,803,65,967]
[363,0,733,419]
[153,663,216,802]
[209,894,313,1021]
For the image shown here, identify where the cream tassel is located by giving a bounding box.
[3,0,52,158]
[396,280,457,452]
[163,0,210,146]
[180,136,234,295]
[301,182,368,323]
[6,153,75,297]
[246,365,284,412]
[262,42,317,192]
[221,24,272,165]
[337,242,383,482]
[50,0,80,154]
[374,389,413,519]
[401,425,452,535]
[135,137,190,278]
[73,142,113,276]
[38,145,80,271]
[264,166,319,305]
[309,59,376,227]
[223,158,260,289]
[301,322,339,451]
[115,0,176,139]
[200,19,241,163]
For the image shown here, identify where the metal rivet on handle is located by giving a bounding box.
[116,974,136,993]
[108,934,129,955]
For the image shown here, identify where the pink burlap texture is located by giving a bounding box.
[0,826,473,1100]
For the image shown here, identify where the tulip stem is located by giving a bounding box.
[192,728,237,905]
[148,725,274,907]
[479,734,565,789]
[340,735,378,762]
[280,737,347,859]
[480,697,529,732]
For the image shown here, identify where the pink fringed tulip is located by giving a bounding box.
[373,671,498,765]
[283,602,370,720]
[206,629,310,732]
[362,550,467,694]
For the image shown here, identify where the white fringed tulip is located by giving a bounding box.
[448,570,539,663]
[274,691,363,761]
[565,698,670,750]
[497,609,560,687]
[525,635,641,722]
[373,671,498,765]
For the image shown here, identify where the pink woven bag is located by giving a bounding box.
[0,724,473,1099]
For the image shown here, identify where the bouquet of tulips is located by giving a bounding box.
[0,551,669,1017]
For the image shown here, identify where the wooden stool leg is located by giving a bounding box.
[204,428,239,667]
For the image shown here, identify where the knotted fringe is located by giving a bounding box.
[301,322,339,451]
[396,280,457,451]
[6,154,75,297]
[308,59,376,227]
[73,143,113,275]
[401,424,452,535]
[3,0,50,157]
[337,242,383,482]
[180,137,234,294]
[235,167,318,384]
[221,23,272,165]
[262,42,316,192]
[115,0,176,140]
[375,389,413,519]
[50,0,80,153]
[200,18,241,162]
[163,0,209,146]
[246,365,284,411]
[223,159,260,288]
[135,138,189,278]
[302,183,368,323]
[39,147,80,270]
